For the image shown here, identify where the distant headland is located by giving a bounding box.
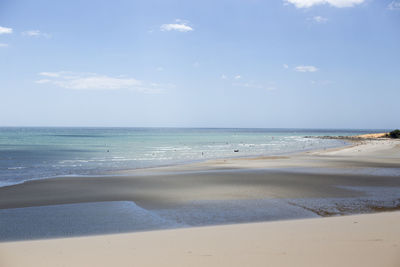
[307,129,400,140]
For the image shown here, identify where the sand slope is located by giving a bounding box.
[1,211,399,267]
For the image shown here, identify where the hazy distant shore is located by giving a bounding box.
[307,132,393,141]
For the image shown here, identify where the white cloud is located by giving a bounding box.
[283,64,289,69]
[311,16,328,23]
[285,0,364,8]
[22,30,51,38]
[39,72,61,77]
[234,75,241,80]
[388,1,400,10]
[161,19,193,32]
[0,43,8,47]
[295,65,319,72]
[221,74,228,80]
[0,26,12,34]
[156,67,164,71]
[35,72,168,93]
[161,24,193,32]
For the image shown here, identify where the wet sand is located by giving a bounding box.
[0,139,399,212]
[0,138,399,241]
[1,168,399,210]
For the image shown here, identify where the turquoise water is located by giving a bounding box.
[0,127,386,187]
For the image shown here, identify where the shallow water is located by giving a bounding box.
[0,127,386,186]
[1,185,399,241]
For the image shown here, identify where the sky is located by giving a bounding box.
[0,0,399,129]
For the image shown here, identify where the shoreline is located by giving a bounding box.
[0,135,351,189]
[1,138,399,208]
[114,137,399,176]
[2,132,393,190]
[103,137,351,176]
[0,137,399,241]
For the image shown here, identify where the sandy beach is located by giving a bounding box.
[0,138,399,266]
[1,138,399,213]
[1,211,399,267]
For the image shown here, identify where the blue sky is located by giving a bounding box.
[0,0,399,128]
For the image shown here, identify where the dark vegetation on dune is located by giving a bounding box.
[387,129,400,139]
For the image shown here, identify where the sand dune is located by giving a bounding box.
[1,211,399,267]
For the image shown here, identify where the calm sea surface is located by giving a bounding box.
[0,127,386,187]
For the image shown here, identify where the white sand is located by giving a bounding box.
[1,211,399,267]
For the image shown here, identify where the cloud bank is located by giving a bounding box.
[285,0,364,8]
[36,72,168,93]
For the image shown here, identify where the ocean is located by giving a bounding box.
[0,127,386,187]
